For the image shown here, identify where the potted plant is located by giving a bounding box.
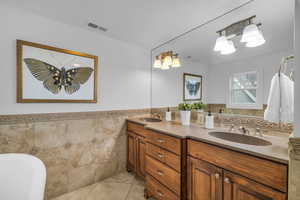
[178,103,193,125]
[193,102,207,125]
[193,102,207,112]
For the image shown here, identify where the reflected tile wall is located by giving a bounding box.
[289,137,300,200]
[0,109,149,199]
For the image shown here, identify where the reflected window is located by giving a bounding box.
[229,71,258,107]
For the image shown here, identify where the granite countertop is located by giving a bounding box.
[127,117,289,164]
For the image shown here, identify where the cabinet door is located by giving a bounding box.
[127,132,136,171]
[187,156,222,200]
[137,137,146,178]
[223,171,286,200]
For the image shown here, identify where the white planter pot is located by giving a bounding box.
[196,109,204,113]
[180,110,191,126]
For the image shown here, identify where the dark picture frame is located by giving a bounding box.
[183,73,202,101]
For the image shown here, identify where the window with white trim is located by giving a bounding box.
[229,71,259,108]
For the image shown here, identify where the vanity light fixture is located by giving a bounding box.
[153,56,162,68]
[214,32,236,55]
[241,24,266,47]
[153,51,181,69]
[214,15,265,55]
[221,40,236,55]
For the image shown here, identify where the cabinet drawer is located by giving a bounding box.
[188,139,288,192]
[127,122,148,137]
[146,130,181,155]
[146,175,179,200]
[146,156,181,195]
[146,143,181,172]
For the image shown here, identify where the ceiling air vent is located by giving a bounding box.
[88,22,108,32]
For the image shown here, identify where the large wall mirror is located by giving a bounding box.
[150,0,294,117]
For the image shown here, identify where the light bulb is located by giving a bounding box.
[214,36,228,52]
[163,55,172,66]
[161,60,170,70]
[241,24,266,47]
[245,30,266,47]
[153,57,162,68]
[221,40,236,55]
[171,55,181,68]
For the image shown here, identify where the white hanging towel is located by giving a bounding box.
[264,73,294,123]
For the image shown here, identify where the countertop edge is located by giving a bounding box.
[126,119,289,165]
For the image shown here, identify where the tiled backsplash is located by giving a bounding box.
[0,109,149,199]
[207,104,267,117]
[151,106,293,134]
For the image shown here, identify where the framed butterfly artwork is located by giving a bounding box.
[183,73,202,101]
[16,40,98,103]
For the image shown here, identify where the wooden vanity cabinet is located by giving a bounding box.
[127,121,187,200]
[187,139,288,200]
[223,171,286,200]
[187,157,222,200]
[127,131,146,178]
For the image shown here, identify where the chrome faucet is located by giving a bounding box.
[238,126,250,135]
[228,124,235,132]
[254,127,263,137]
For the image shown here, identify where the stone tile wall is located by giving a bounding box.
[0,109,149,199]
[289,137,300,200]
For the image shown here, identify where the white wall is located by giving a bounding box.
[152,59,208,108]
[0,5,150,115]
[294,0,300,137]
[207,50,293,106]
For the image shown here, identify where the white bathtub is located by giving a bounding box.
[0,154,46,200]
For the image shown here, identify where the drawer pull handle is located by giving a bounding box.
[157,139,165,143]
[157,190,164,197]
[215,173,220,179]
[224,177,231,184]
[157,170,164,176]
[157,153,164,158]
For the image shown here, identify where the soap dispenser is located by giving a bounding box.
[165,107,172,121]
[205,111,214,129]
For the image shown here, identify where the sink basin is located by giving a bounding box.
[140,117,162,122]
[208,132,272,146]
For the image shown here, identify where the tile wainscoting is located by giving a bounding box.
[0,109,150,199]
[289,137,300,200]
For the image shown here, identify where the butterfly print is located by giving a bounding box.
[186,80,201,96]
[24,58,93,95]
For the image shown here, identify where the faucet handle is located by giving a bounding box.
[255,127,263,137]
[228,124,235,132]
[238,126,250,135]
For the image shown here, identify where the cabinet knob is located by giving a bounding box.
[157,139,165,143]
[224,177,231,184]
[215,173,220,179]
[157,190,164,197]
[157,153,164,158]
[157,170,164,176]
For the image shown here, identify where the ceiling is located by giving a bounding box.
[1,0,251,48]
[153,0,294,65]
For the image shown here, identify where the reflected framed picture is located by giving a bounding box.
[16,40,98,103]
[183,73,202,101]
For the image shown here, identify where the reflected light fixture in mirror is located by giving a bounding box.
[214,32,236,55]
[221,40,236,55]
[241,24,266,47]
[214,15,265,55]
[152,51,181,69]
[153,56,162,68]
[171,54,181,67]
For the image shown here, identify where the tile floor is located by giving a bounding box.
[51,172,146,200]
